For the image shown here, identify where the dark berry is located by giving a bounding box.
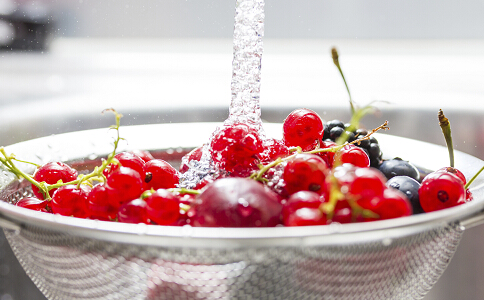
[379,158,420,181]
[329,126,344,140]
[386,175,423,214]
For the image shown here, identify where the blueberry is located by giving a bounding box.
[387,176,424,214]
[379,157,420,181]
[329,126,344,140]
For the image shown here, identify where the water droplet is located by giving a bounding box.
[237,197,253,217]
[382,238,392,246]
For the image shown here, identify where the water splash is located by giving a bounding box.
[179,0,265,188]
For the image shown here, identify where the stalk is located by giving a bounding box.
[438,109,454,168]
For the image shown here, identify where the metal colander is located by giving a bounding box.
[1,123,484,300]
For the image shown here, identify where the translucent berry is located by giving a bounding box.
[16,197,49,212]
[106,166,143,204]
[334,144,370,168]
[51,184,91,218]
[282,191,324,222]
[210,123,264,173]
[143,159,180,191]
[284,208,327,226]
[103,152,145,178]
[32,162,78,199]
[419,171,466,212]
[283,154,329,196]
[130,149,155,163]
[283,108,324,151]
[258,138,289,163]
[88,183,121,220]
[145,189,180,225]
[179,146,203,173]
[117,198,150,224]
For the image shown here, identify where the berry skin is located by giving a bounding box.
[130,149,155,163]
[87,183,121,220]
[258,138,289,163]
[103,152,145,179]
[117,198,150,224]
[282,191,324,222]
[419,171,466,212]
[283,154,329,196]
[51,184,91,218]
[284,208,327,226]
[387,175,423,214]
[334,144,370,168]
[210,123,264,173]
[283,108,324,151]
[106,166,143,204]
[379,158,420,181]
[191,178,282,227]
[371,188,412,220]
[435,167,466,185]
[16,197,49,212]
[316,140,337,168]
[32,162,78,199]
[143,159,180,191]
[179,146,203,173]
[145,189,180,225]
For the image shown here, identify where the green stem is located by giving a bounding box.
[332,47,355,116]
[438,109,454,168]
[465,165,484,190]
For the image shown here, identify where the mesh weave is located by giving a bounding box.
[2,185,464,300]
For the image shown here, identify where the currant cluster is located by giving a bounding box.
[5,107,477,228]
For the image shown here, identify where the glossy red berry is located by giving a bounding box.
[371,188,412,220]
[191,178,282,227]
[145,189,180,225]
[143,159,180,191]
[282,108,324,151]
[282,191,324,222]
[117,198,150,224]
[103,152,145,178]
[258,138,289,163]
[334,144,370,168]
[32,162,78,199]
[284,208,327,226]
[283,154,329,196]
[316,140,337,168]
[51,184,91,218]
[210,123,264,173]
[419,171,466,212]
[106,166,143,204]
[435,167,466,185]
[130,149,155,163]
[16,197,49,212]
[179,146,203,173]
[87,183,120,220]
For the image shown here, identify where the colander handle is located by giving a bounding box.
[460,209,484,229]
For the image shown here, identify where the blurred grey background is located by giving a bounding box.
[1,1,484,300]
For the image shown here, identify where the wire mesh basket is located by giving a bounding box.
[1,123,484,300]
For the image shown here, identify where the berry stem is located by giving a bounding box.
[332,47,355,116]
[438,109,454,168]
[0,109,124,199]
[465,165,484,190]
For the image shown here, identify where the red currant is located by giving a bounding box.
[145,189,180,225]
[371,188,412,220]
[117,198,150,224]
[258,138,289,163]
[106,166,143,204]
[282,108,324,151]
[283,154,329,196]
[179,146,203,173]
[32,162,78,199]
[210,123,264,173]
[419,171,466,212]
[51,184,91,218]
[284,208,327,226]
[143,159,180,191]
[87,183,120,220]
[316,140,337,168]
[334,144,370,168]
[282,191,324,222]
[130,149,155,163]
[16,197,49,212]
[103,152,145,178]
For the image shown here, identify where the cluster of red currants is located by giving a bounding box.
[14,108,472,227]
